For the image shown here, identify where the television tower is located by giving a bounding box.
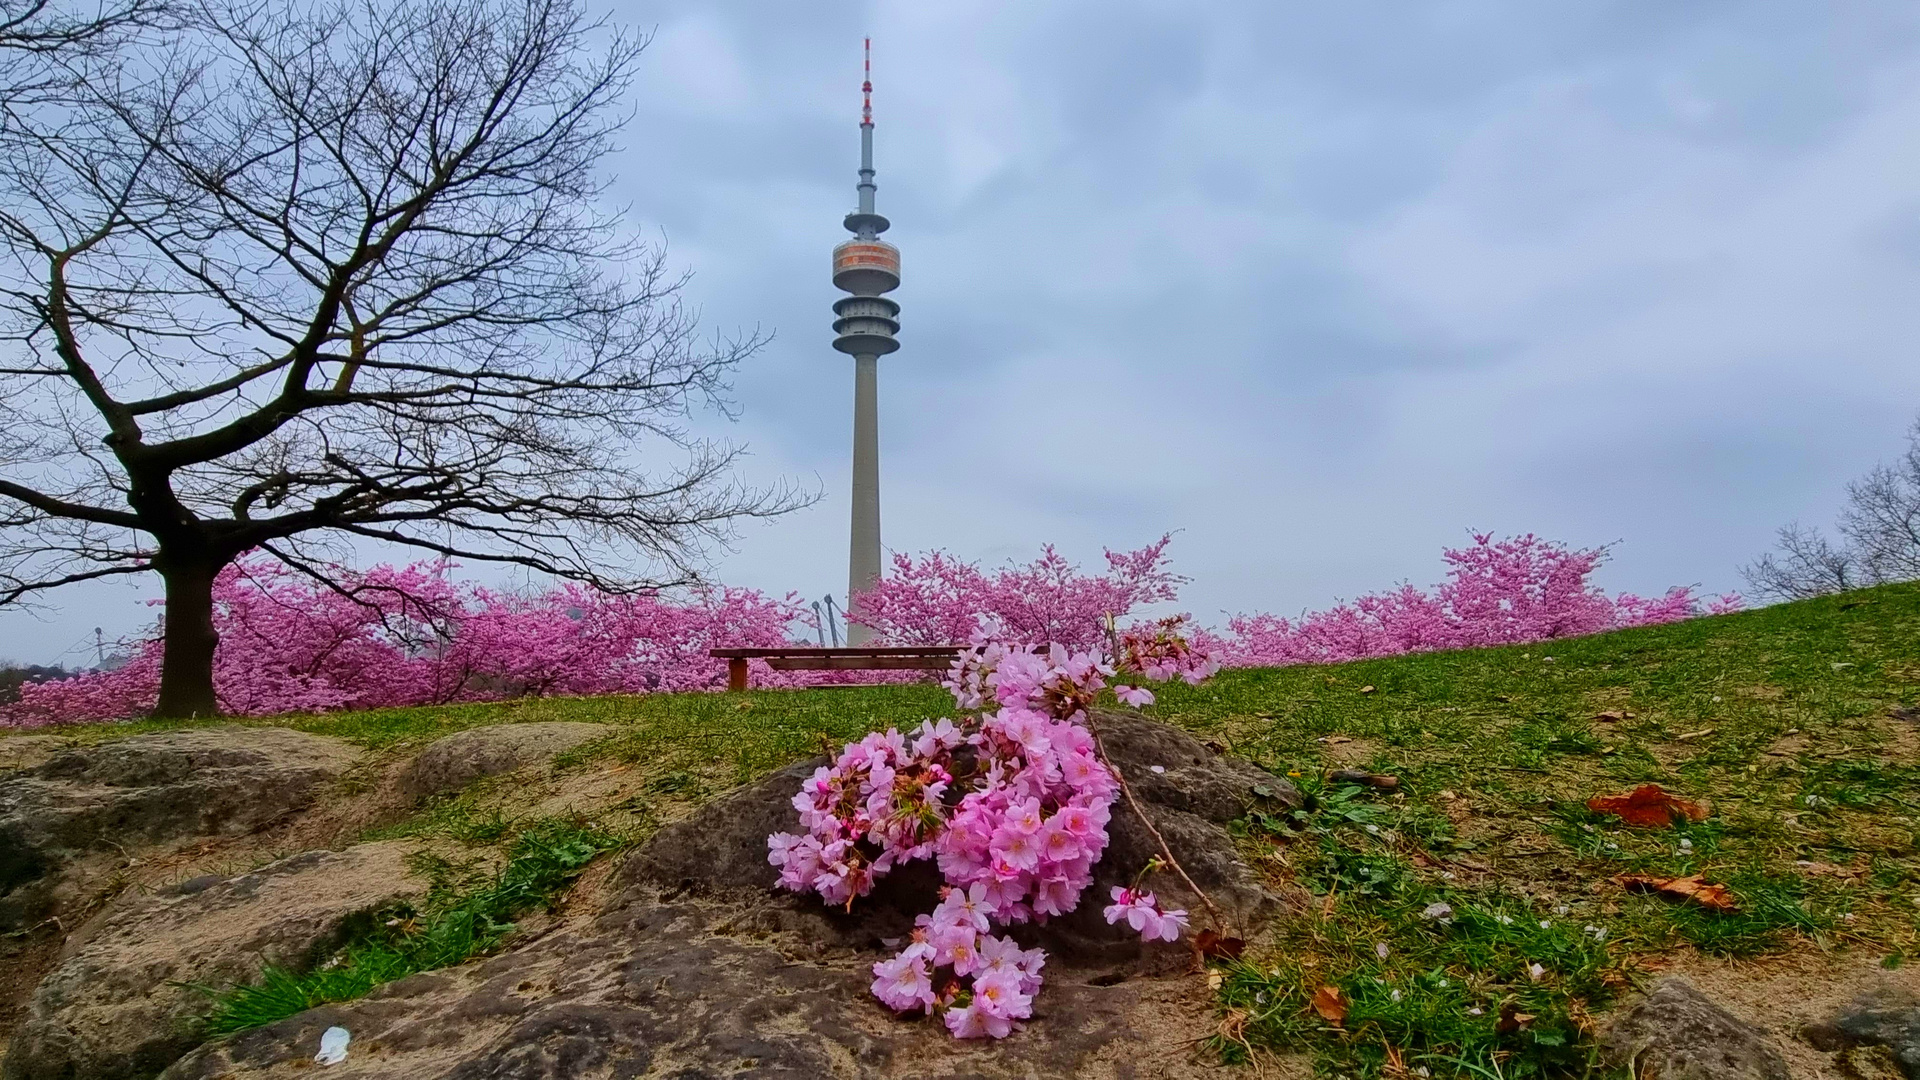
[832,38,900,645]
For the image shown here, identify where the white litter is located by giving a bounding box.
[315,1026,350,1066]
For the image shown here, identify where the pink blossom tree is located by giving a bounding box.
[854,537,1184,649]
[1218,533,1737,667]
[2,556,809,727]
[1,533,1740,730]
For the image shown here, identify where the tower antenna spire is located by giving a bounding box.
[854,38,878,221]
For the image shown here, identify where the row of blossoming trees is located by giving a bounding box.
[0,534,1736,728]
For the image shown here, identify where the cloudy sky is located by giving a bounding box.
[6,0,1920,664]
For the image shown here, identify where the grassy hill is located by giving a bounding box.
[12,582,1920,1076]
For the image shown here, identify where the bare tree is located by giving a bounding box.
[1740,522,1865,602]
[1742,418,1920,602]
[0,0,802,716]
[1840,425,1920,584]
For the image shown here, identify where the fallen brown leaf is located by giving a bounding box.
[1615,873,1739,912]
[1195,929,1246,960]
[1586,784,1709,828]
[1311,984,1348,1025]
[1496,1002,1537,1034]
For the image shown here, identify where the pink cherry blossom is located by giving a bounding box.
[871,950,935,1013]
[1102,886,1190,944]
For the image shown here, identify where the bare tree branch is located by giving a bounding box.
[1742,418,1920,602]
[0,0,812,714]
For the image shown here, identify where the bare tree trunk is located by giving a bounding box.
[153,556,221,718]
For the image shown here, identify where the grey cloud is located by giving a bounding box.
[6,0,1919,661]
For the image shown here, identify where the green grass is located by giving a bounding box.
[19,582,1920,1074]
[1176,584,1920,1077]
[195,817,620,1035]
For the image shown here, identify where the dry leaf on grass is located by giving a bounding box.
[1615,873,1739,912]
[1585,784,1709,828]
[1496,1002,1538,1034]
[1195,929,1246,960]
[1311,984,1348,1024]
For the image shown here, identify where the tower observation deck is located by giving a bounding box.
[834,39,898,645]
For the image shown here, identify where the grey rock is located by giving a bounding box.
[4,842,426,1080]
[623,707,1300,968]
[157,712,1296,1078]
[0,726,362,933]
[399,722,610,797]
[1602,977,1791,1080]
[0,737,75,777]
[161,891,1218,1080]
[1803,984,1920,1078]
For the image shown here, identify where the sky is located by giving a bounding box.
[6,0,1920,665]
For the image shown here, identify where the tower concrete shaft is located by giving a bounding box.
[831,38,899,645]
[848,353,880,644]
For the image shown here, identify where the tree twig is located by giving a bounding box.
[1086,710,1225,930]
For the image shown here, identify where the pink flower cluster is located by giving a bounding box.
[872,889,1049,1038]
[769,641,1190,1039]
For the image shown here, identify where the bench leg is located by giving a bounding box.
[727,657,749,692]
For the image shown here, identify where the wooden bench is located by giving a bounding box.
[709,646,966,692]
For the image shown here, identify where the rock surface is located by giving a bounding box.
[399,722,610,797]
[156,710,1297,1078]
[1602,977,1792,1080]
[1804,984,1920,1079]
[0,727,363,933]
[0,738,74,777]
[3,842,426,1080]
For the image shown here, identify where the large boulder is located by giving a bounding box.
[1602,977,1792,1080]
[398,722,610,797]
[157,711,1296,1079]
[160,893,1226,1080]
[0,726,362,933]
[628,708,1298,973]
[3,842,427,1080]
